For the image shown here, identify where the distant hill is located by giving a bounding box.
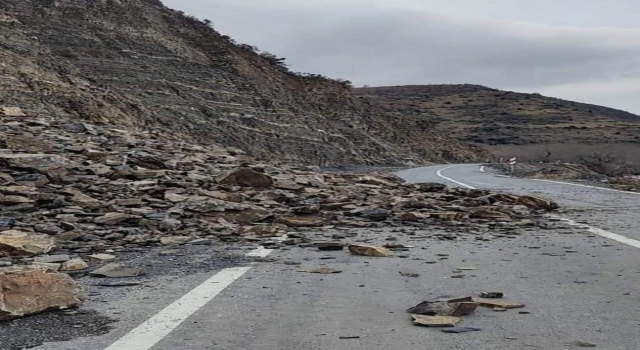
[355,85,640,171]
[0,0,487,166]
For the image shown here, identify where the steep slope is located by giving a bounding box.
[0,0,487,165]
[355,85,640,168]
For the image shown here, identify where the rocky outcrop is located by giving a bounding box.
[0,0,487,166]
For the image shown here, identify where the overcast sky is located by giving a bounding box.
[164,0,640,114]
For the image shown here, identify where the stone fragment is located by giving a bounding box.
[1,106,26,117]
[471,208,511,219]
[441,327,482,333]
[452,302,479,316]
[298,268,342,274]
[348,245,391,257]
[0,194,33,205]
[0,270,83,321]
[88,254,116,261]
[407,299,477,317]
[30,262,61,272]
[316,242,344,251]
[34,255,70,263]
[415,182,447,192]
[160,236,191,246]
[94,213,133,225]
[399,212,430,222]
[517,195,559,210]
[399,271,420,278]
[217,168,273,188]
[62,258,89,271]
[359,208,391,221]
[5,135,53,153]
[273,178,303,191]
[0,230,55,257]
[429,212,466,221]
[90,263,144,278]
[246,224,284,236]
[164,192,188,203]
[479,292,504,299]
[410,314,460,327]
[571,341,597,348]
[277,216,324,227]
[472,297,525,309]
[69,191,101,209]
[0,154,67,178]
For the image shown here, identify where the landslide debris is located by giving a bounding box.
[0,110,559,320]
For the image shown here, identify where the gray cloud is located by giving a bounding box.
[164,0,640,113]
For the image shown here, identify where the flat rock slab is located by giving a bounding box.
[0,270,83,321]
[472,297,525,309]
[348,244,391,257]
[62,258,88,271]
[90,263,144,278]
[407,300,477,317]
[34,255,70,263]
[0,230,55,257]
[88,254,116,261]
[410,314,461,327]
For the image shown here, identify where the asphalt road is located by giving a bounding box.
[32,164,640,350]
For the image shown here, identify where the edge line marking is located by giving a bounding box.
[529,178,640,195]
[436,165,640,249]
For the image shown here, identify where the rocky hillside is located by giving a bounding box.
[355,85,640,145]
[0,0,487,165]
[355,85,640,170]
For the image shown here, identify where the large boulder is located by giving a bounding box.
[217,168,273,188]
[0,269,83,321]
[0,230,55,257]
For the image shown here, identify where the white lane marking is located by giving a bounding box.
[436,165,476,189]
[245,246,274,258]
[479,166,486,173]
[104,243,279,350]
[437,165,640,249]
[551,215,640,249]
[530,178,640,195]
[466,180,503,188]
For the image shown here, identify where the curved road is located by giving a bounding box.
[33,164,639,350]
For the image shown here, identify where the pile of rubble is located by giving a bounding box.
[0,108,559,320]
[407,293,525,330]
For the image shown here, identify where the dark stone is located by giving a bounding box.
[441,327,482,334]
[359,208,391,221]
[316,242,344,251]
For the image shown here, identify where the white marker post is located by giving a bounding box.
[508,157,517,173]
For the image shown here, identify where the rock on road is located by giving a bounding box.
[33,164,640,350]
